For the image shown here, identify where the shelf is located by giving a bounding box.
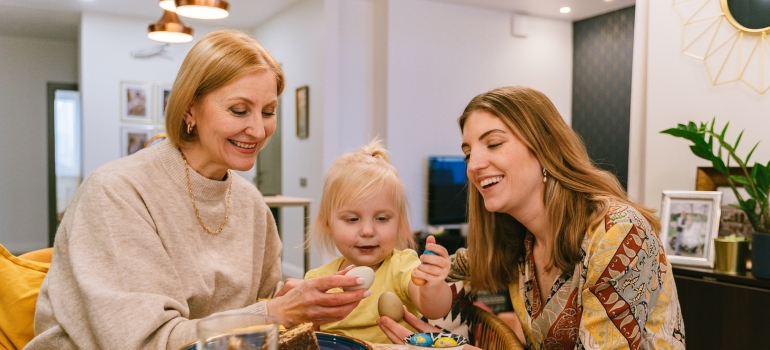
[672,265,770,290]
[263,195,311,273]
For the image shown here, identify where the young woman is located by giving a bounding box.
[379,86,686,349]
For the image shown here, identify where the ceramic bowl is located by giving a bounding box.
[403,332,468,350]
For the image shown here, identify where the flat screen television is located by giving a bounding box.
[427,156,468,226]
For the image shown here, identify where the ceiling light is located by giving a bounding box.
[159,0,176,11]
[148,10,193,43]
[174,0,229,20]
[559,7,571,14]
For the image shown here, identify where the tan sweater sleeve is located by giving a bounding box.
[40,172,195,349]
[29,146,284,350]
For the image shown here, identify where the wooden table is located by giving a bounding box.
[263,195,312,273]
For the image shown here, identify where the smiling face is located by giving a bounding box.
[328,188,400,271]
[461,110,545,219]
[182,70,278,180]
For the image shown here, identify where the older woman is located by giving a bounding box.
[379,86,685,349]
[26,30,368,349]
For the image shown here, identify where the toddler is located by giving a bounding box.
[304,139,453,344]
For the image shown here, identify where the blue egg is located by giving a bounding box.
[422,250,438,256]
[410,333,433,347]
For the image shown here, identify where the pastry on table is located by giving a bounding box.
[278,323,320,350]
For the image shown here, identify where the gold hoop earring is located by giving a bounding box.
[187,123,194,135]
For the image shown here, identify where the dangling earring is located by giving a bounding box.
[542,167,547,183]
[186,122,194,135]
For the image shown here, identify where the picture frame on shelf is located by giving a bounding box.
[120,124,155,157]
[296,85,309,139]
[155,83,172,124]
[660,190,722,268]
[120,81,153,124]
[696,166,754,239]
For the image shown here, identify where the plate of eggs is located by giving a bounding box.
[403,332,468,350]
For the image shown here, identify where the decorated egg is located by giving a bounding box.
[410,274,426,286]
[422,249,438,256]
[377,291,404,321]
[409,333,434,347]
[433,337,458,348]
[405,332,468,349]
[342,266,374,291]
[411,250,439,286]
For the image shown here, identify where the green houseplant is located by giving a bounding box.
[662,118,770,279]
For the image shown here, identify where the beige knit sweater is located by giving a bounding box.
[25,140,283,350]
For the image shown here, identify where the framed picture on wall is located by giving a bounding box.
[155,83,172,124]
[120,81,153,124]
[120,124,155,157]
[296,85,309,139]
[659,190,722,268]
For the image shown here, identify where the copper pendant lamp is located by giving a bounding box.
[158,0,176,12]
[148,10,193,43]
[174,0,230,20]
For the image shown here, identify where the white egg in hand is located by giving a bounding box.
[342,266,375,291]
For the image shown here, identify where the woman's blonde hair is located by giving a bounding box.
[309,138,415,257]
[458,86,661,291]
[165,30,284,147]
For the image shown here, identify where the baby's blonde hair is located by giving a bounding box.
[309,138,415,257]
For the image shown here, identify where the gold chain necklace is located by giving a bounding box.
[180,150,232,235]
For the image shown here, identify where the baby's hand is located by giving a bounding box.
[411,235,450,287]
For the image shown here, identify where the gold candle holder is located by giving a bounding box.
[713,237,750,275]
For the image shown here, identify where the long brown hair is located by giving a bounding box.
[458,86,661,291]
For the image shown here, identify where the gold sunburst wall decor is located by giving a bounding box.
[673,0,770,94]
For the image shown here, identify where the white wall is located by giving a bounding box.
[638,0,770,210]
[80,13,255,179]
[255,0,326,277]
[384,0,573,233]
[0,35,77,254]
[2,0,574,268]
[254,0,573,276]
[81,13,200,175]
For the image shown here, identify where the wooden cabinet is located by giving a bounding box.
[673,266,770,350]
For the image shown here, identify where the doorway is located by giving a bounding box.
[47,82,81,246]
[256,96,283,234]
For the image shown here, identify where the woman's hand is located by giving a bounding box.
[377,306,441,343]
[376,306,481,350]
[267,265,370,328]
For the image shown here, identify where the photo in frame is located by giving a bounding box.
[695,166,753,238]
[120,81,153,124]
[659,190,722,268]
[120,124,155,157]
[155,83,172,124]
[296,85,309,139]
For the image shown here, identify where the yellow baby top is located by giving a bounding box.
[304,249,422,344]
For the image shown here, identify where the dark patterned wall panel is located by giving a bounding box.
[572,6,635,189]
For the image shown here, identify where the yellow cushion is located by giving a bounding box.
[0,244,50,350]
[18,248,53,264]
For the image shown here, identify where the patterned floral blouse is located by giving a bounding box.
[451,205,686,349]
